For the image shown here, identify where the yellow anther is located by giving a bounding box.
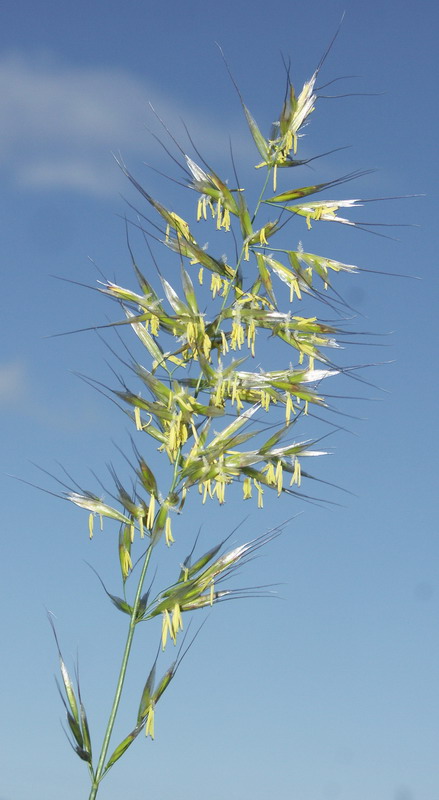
[254,479,264,508]
[165,516,174,546]
[275,460,283,495]
[214,477,226,504]
[202,480,212,504]
[134,406,142,431]
[149,315,160,336]
[197,196,208,221]
[230,320,245,351]
[223,208,231,230]
[161,610,173,650]
[120,547,132,580]
[259,227,268,246]
[210,273,223,299]
[216,199,222,230]
[247,318,256,356]
[290,457,301,487]
[171,604,183,637]
[264,463,276,485]
[235,392,244,411]
[260,390,271,411]
[145,705,155,739]
[242,477,252,499]
[285,393,295,424]
[203,334,212,359]
[146,495,155,530]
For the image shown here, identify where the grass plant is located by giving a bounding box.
[39,34,404,799]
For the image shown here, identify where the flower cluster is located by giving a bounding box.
[53,52,390,790]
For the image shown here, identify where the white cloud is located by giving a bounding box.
[0,52,237,196]
[0,361,26,406]
[15,158,119,196]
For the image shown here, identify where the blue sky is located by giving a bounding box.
[1,2,438,799]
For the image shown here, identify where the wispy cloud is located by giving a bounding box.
[0,361,26,406]
[0,358,115,432]
[16,158,121,195]
[0,52,236,197]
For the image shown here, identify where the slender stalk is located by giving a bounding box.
[251,165,272,224]
[88,456,183,800]
[88,544,153,800]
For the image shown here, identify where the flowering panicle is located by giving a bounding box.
[49,50,395,789]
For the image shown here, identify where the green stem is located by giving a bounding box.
[88,544,153,800]
[88,458,183,800]
[251,166,272,224]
